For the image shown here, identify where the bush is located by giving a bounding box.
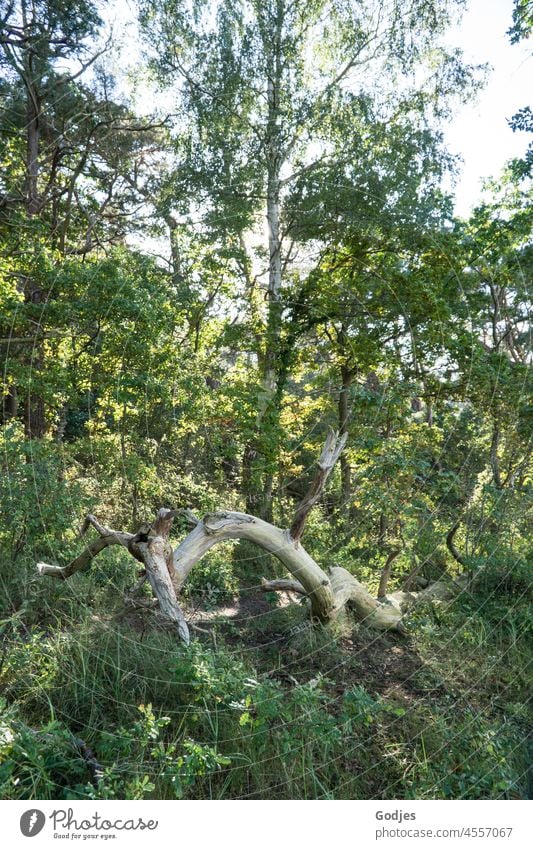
[182,544,238,607]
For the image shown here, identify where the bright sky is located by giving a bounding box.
[443,0,532,216]
[104,0,531,219]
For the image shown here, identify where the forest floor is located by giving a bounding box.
[0,559,531,800]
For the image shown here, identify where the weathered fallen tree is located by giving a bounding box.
[36,430,465,645]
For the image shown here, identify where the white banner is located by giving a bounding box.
[1,799,530,848]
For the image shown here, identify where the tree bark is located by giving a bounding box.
[377,548,401,599]
[339,363,353,520]
[446,521,466,568]
[490,422,502,489]
[35,440,466,644]
[244,30,284,522]
[36,505,469,643]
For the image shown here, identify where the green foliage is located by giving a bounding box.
[508,0,533,43]
[0,0,530,803]
[0,700,91,800]
[183,545,238,606]
[0,427,93,617]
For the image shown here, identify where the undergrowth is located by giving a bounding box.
[0,548,530,800]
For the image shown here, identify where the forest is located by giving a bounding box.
[0,0,531,801]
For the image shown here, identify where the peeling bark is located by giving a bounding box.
[36,505,467,643]
[129,534,190,644]
[37,509,190,643]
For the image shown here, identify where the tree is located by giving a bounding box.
[35,429,467,644]
[139,0,478,519]
[0,0,166,437]
[0,0,101,436]
[508,0,533,44]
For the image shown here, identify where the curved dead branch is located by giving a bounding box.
[35,434,468,644]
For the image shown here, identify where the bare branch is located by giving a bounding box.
[0,332,66,344]
[67,37,112,82]
[260,577,307,595]
[446,522,466,567]
[36,530,132,579]
[79,513,119,538]
[377,548,401,599]
[38,504,421,643]
[289,429,348,543]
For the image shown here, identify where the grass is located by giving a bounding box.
[0,551,531,800]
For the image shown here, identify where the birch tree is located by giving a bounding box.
[140,0,477,520]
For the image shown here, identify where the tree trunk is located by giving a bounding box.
[377,548,401,599]
[24,390,46,440]
[490,421,502,489]
[339,364,353,521]
[245,45,284,522]
[1,386,18,422]
[35,435,466,644]
[26,88,40,216]
[21,59,46,439]
[37,507,414,636]
[36,504,470,644]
